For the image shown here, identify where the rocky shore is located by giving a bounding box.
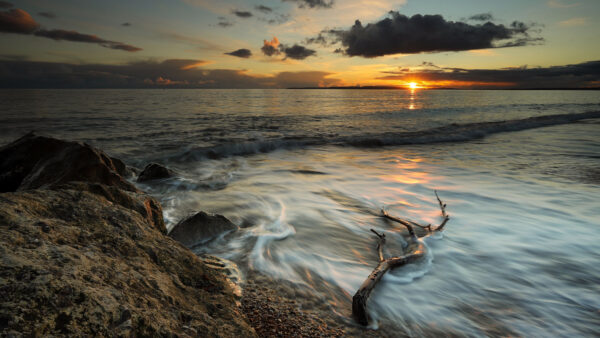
[0,133,255,336]
[0,133,365,337]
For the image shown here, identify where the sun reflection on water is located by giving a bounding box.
[409,88,417,110]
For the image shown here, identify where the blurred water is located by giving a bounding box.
[142,121,599,336]
[1,89,599,336]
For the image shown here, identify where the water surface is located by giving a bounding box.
[1,89,599,336]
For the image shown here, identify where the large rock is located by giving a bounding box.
[0,132,136,192]
[137,163,174,182]
[169,212,239,248]
[0,185,255,337]
[0,133,256,337]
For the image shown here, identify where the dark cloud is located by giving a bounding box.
[38,11,56,19]
[0,1,12,9]
[262,45,279,56]
[34,29,142,52]
[232,10,252,18]
[283,0,334,9]
[0,59,341,88]
[261,37,281,56]
[217,16,233,27]
[225,48,252,58]
[255,5,272,13]
[261,37,315,60]
[0,7,141,52]
[316,11,541,57]
[304,31,330,45]
[280,44,316,60]
[376,60,600,89]
[468,13,494,21]
[0,8,39,33]
[121,22,131,27]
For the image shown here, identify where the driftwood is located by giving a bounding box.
[352,191,450,326]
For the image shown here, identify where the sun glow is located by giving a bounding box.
[409,82,418,89]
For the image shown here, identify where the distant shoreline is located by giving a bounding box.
[0,87,599,90]
[287,86,600,90]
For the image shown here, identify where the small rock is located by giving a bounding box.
[137,163,174,182]
[169,212,238,247]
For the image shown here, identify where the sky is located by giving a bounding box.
[0,0,599,88]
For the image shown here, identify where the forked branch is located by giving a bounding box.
[434,190,450,231]
[352,191,450,326]
[381,190,449,234]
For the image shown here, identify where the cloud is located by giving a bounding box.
[255,5,272,13]
[547,0,579,8]
[468,13,493,21]
[151,76,187,86]
[0,1,12,9]
[38,12,56,19]
[304,31,330,46]
[261,37,315,60]
[0,8,39,33]
[558,17,586,26]
[280,44,316,60]
[232,10,252,18]
[217,16,234,27]
[261,13,290,25]
[261,37,281,56]
[283,0,334,9]
[0,7,141,52]
[34,29,142,51]
[0,59,341,88]
[225,48,252,58]
[319,11,541,57]
[376,60,600,89]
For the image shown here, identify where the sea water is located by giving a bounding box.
[1,89,599,336]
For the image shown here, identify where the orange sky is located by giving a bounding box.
[0,0,598,88]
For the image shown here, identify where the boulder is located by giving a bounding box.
[137,163,174,182]
[169,211,239,248]
[0,132,136,192]
[0,184,255,337]
[0,134,256,336]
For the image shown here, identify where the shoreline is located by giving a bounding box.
[0,132,368,336]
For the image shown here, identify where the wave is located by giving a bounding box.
[170,111,600,162]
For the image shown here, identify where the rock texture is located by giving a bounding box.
[0,132,135,193]
[137,163,174,182]
[0,133,255,337]
[169,211,239,248]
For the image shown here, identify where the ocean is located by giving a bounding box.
[2,89,599,336]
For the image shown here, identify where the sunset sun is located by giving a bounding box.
[409,82,418,89]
